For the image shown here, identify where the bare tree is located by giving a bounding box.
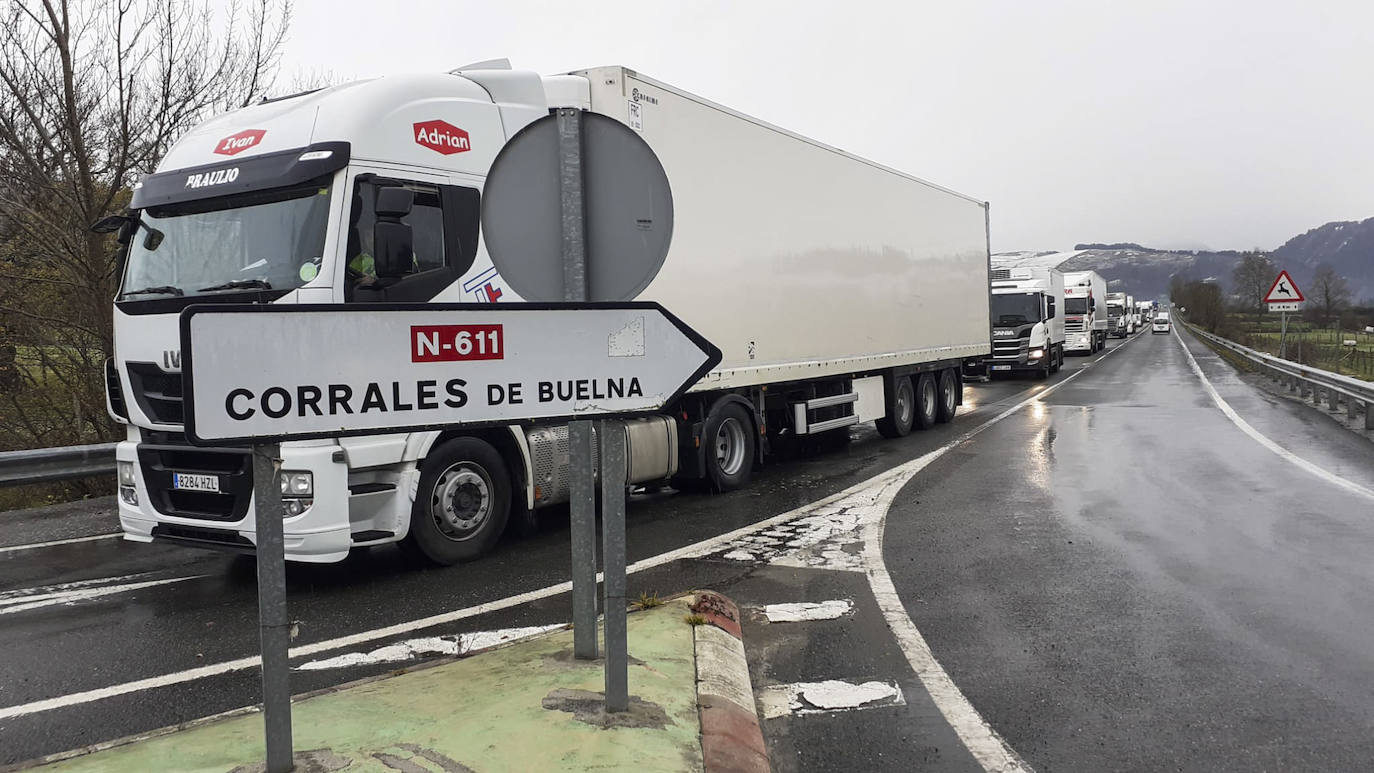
[1308,263,1351,324]
[0,0,292,451]
[1231,251,1277,314]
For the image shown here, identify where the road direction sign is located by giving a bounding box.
[180,303,721,446]
[1264,270,1304,304]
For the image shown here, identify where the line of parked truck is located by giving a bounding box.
[975,262,1153,379]
[98,61,1154,566]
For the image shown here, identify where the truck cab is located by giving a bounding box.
[1062,271,1108,354]
[987,265,1066,378]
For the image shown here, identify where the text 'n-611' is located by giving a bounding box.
[411,324,503,363]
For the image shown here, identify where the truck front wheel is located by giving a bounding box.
[403,437,511,565]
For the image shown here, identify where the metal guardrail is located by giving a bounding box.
[0,443,116,488]
[1184,322,1374,430]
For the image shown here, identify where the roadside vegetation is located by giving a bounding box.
[0,0,297,509]
[1171,255,1374,381]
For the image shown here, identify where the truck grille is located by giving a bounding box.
[1064,320,1087,333]
[126,363,184,424]
[137,439,252,522]
[992,339,1027,360]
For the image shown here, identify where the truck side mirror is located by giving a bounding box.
[373,187,414,279]
[1047,297,1056,318]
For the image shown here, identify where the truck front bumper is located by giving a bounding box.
[1066,332,1093,352]
[117,440,353,563]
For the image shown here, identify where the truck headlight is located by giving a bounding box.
[1028,348,1044,359]
[118,461,138,506]
[279,471,313,517]
[280,471,313,497]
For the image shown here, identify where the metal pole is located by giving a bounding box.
[1279,311,1288,360]
[599,420,628,712]
[558,106,599,661]
[251,443,293,773]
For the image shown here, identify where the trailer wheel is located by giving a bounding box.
[876,375,915,438]
[914,373,939,429]
[935,370,958,423]
[703,402,755,492]
[1050,346,1063,373]
[402,437,511,565]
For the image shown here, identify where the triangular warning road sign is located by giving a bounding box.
[1264,270,1304,303]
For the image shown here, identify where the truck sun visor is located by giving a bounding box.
[130,142,350,209]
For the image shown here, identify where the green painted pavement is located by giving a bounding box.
[40,599,703,773]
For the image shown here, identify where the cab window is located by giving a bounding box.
[345,176,480,302]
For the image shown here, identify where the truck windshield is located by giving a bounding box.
[1065,298,1089,315]
[990,293,1042,325]
[119,177,332,300]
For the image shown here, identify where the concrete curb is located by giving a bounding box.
[691,591,770,773]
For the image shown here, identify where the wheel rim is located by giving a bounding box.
[715,417,747,477]
[942,378,956,412]
[897,382,914,426]
[921,380,936,418]
[430,463,492,542]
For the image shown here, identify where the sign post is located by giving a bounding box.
[250,443,293,773]
[555,107,601,662]
[1264,270,1305,360]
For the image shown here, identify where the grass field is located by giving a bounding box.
[1227,316,1374,381]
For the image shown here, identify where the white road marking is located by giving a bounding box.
[294,624,565,670]
[0,533,122,554]
[0,340,1132,733]
[1174,326,1374,501]
[0,576,206,615]
[758,679,905,719]
[762,600,854,623]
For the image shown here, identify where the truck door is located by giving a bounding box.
[343,171,480,304]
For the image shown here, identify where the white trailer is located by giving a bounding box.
[103,64,991,565]
[986,264,1065,378]
[1062,270,1108,353]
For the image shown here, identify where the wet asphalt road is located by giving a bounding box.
[886,328,1374,772]
[5,325,1370,771]
[0,342,1103,765]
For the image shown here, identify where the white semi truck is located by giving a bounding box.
[987,264,1065,378]
[1062,270,1108,354]
[1107,292,1139,337]
[101,64,992,565]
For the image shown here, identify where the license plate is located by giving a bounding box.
[991,364,1012,371]
[173,473,220,493]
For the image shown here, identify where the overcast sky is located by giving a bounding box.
[276,0,1374,253]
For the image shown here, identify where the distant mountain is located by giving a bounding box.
[996,218,1374,303]
[1272,217,1374,300]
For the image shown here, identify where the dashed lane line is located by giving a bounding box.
[0,533,122,554]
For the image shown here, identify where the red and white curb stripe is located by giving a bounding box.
[691,591,770,773]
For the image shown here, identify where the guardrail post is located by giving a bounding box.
[1366,400,1374,431]
[1328,387,1340,411]
[1348,397,1359,422]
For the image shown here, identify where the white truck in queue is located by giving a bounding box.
[1137,300,1154,323]
[100,63,992,565]
[1106,292,1130,338]
[987,264,1066,378]
[1062,270,1108,354]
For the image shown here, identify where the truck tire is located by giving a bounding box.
[402,437,511,565]
[704,402,755,492]
[1050,346,1063,373]
[876,375,915,438]
[935,370,958,423]
[914,373,939,429]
